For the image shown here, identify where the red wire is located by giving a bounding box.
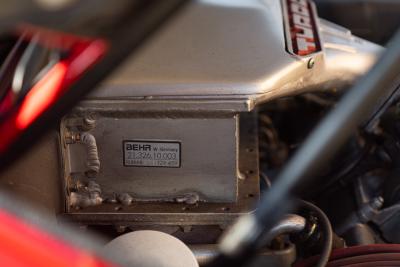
[295,244,400,267]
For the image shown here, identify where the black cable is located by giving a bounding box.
[299,200,332,267]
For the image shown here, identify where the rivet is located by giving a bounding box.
[307,58,315,69]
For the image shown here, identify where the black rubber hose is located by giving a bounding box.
[299,200,333,267]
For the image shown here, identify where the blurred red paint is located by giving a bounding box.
[16,62,67,129]
[0,209,116,267]
[0,32,108,152]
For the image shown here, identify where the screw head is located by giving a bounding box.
[307,58,315,69]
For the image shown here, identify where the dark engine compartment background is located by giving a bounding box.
[315,0,400,45]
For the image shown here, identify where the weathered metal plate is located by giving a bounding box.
[60,112,259,226]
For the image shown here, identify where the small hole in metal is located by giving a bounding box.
[222,207,230,211]
[247,194,254,198]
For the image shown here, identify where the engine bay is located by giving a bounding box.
[2,0,400,266]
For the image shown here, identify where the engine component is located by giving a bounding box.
[295,244,400,267]
[341,223,377,246]
[371,203,400,244]
[104,230,199,267]
[63,113,239,203]
[90,0,381,102]
[336,197,383,235]
[60,112,260,227]
[69,180,102,208]
[293,201,333,267]
[190,243,297,267]
[65,131,100,177]
[260,214,306,247]
[58,0,382,230]
[187,215,305,266]
[3,1,400,267]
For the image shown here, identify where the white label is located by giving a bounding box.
[123,141,181,168]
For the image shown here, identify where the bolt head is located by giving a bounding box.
[307,58,315,69]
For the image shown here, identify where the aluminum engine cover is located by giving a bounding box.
[60,0,383,226]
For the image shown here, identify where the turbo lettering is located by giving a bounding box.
[293,13,311,29]
[296,37,316,55]
[284,0,321,56]
[290,3,309,17]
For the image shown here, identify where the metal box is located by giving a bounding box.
[61,110,239,203]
